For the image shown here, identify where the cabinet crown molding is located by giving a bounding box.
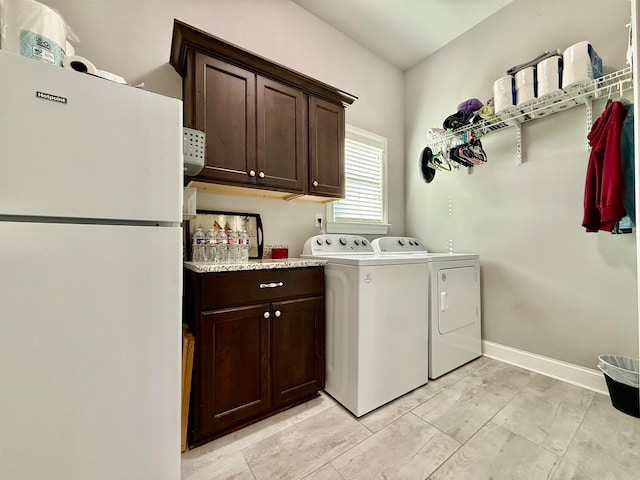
[170,19,357,107]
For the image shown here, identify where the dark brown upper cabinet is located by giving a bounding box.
[309,97,345,197]
[256,76,307,192]
[170,20,356,199]
[194,54,256,184]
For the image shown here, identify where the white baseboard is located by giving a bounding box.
[482,340,608,395]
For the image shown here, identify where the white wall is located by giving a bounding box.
[44,0,405,254]
[405,0,638,369]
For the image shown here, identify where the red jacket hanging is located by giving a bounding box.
[582,101,627,232]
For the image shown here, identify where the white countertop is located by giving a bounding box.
[184,258,328,273]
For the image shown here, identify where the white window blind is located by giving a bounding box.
[334,139,384,223]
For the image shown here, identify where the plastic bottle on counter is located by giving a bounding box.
[215,229,227,262]
[239,229,250,262]
[192,227,206,262]
[227,230,240,262]
[205,227,216,262]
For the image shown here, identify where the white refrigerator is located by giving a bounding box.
[0,52,183,480]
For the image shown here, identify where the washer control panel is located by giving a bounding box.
[371,236,427,253]
[303,234,374,255]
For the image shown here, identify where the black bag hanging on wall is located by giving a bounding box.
[419,146,436,183]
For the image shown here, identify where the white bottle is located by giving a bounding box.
[215,229,227,262]
[239,229,250,262]
[192,227,206,262]
[205,227,216,262]
[227,230,240,262]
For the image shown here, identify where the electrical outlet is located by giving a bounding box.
[315,213,324,228]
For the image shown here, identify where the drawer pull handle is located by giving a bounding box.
[263,311,270,319]
[259,281,284,289]
[275,310,281,317]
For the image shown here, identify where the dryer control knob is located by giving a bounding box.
[398,239,406,246]
[414,240,420,246]
[325,239,332,245]
[354,239,361,245]
[316,238,323,246]
[362,239,368,246]
[339,237,347,246]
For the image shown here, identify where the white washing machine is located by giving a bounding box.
[301,234,429,417]
[372,236,482,379]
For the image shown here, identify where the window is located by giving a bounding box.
[327,125,389,235]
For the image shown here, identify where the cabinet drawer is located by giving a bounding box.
[200,267,324,310]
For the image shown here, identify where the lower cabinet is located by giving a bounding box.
[184,267,325,446]
[271,297,325,407]
[198,304,271,436]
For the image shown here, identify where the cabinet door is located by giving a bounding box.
[256,76,306,192]
[271,296,325,407]
[194,52,256,184]
[308,97,345,197]
[195,304,270,439]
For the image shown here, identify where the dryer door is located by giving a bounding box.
[437,265,479,334]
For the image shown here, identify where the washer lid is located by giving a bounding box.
[300,253,430,266]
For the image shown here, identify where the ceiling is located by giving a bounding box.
[291,0,516,70]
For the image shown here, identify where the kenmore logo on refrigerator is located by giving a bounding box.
[36,91,67,104]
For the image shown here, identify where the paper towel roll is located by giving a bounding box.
[562,41,603,89]
[65,40,75,57]
[537,55,562,98]
[493,75,515,114]
[0,0,68,66]
[63,54,98,74]
[515,66,536,105]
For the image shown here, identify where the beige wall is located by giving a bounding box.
[405,0,638,368]
[44,0,406,254]
[42,0,638,369]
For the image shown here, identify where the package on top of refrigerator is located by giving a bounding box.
[0,0,77,66]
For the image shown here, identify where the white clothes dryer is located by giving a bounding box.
[302,234,429,417]
[372,236,482,379]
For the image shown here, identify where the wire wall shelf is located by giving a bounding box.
[426,66,633,165]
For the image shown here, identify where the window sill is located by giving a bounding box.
[326,221,390,235]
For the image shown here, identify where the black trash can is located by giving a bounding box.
[598,354,640,418]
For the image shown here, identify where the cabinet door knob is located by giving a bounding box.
[263,311,270,319]
[258,171,265,178]
[274,310,281,317]
[312,180,319,187]
[249,170,256,177]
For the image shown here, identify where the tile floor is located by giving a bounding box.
[181,357,640,480]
